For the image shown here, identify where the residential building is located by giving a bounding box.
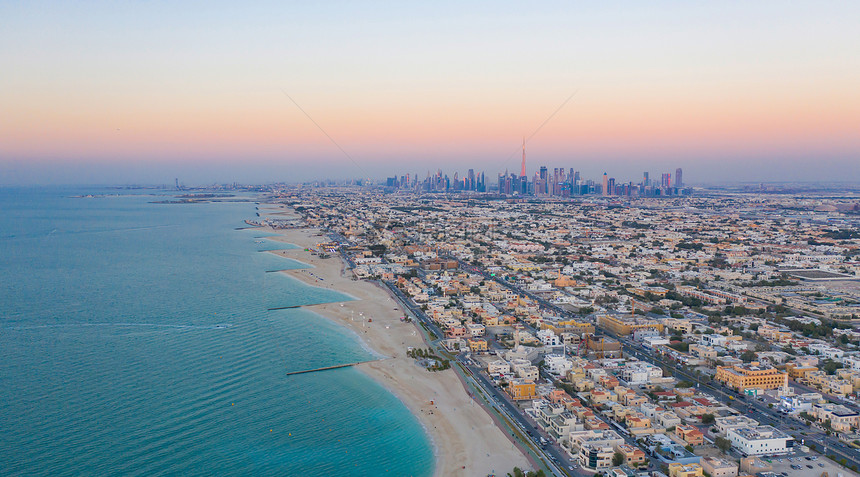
[487,360,510,375]
[508,378,538,400]
[620,361,664,385]
[726,426,794,456]
[675,424,704,445]
[811,403,860,433]
[806,371,853,396]
[467,338,488,353]
[545,354,573,376]
[536,329,562,346]
[700,457,738,477]
[579,443,614,470]
[616,443,648,469]
[668,463,704,477]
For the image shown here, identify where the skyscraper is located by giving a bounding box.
[675,168,683,188]
[602,173,609,196]
[539,166,548,195]
[521,138,526,177]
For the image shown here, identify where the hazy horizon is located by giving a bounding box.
[2,1,858,186]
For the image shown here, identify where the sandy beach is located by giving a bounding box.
[264,227,532,477]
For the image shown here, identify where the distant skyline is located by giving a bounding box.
[2,1,859,185]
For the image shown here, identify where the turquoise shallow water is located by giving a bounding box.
[0,187,433,476]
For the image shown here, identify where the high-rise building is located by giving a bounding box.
[539,166,548,195]
[675,168,683,188]
[468,169,476,191]
[607,177,616,196]
[521,138,527,177]
[602,173,609,196]
[661,173,671,189]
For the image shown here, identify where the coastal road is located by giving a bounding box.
[460,357,578,476]
[381,280,569,476]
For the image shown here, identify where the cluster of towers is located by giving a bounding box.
[385,143,687,197]
[386,169,487,192]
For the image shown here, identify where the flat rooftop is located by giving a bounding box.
[784,269,858,280]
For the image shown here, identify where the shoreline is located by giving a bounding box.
[263,226,531,477]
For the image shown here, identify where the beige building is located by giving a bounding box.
[668,463,704,477]
[701,457,739,477]
[811,403,860,433]
[597,314,664,336]
[579,443,613,470]
[714,363,788,392]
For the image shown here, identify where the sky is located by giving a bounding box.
[1,1,859,185]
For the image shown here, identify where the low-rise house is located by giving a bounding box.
[620,361,664,385]
[700,457,738,477]
[646,434,701,465]
[626,414,654,436]
[579,443,614,470]
[675,424,704,446]
[811,402,860,433]
[567,429,625,453]
[689,344,717,359]
[536,329,561,346]
[508,378,538,400]
[655,411,682,431]
[616,443,648,469]
[806,371,853,396]
[466,322,486,336]
[487,360,511,375]
[589,389,617,405]
[544,354,573,376]
[668,463,704,477]
[467,338,488,353]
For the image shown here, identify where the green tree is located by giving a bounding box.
[740,350,757,363]
[701,413,715,424]
[613,452,625,466]
[508,468,525,477]
[715,437,731,454]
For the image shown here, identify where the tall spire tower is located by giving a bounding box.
[520,137,526,177]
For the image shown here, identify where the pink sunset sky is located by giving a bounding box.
[1,1,858,185]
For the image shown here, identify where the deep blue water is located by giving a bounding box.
[0,187,433,476]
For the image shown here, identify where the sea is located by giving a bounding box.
[0,186,434,477]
